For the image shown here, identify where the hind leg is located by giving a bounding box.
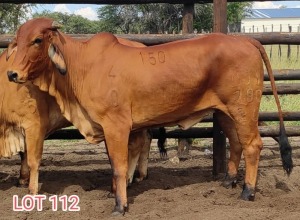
[127,130,149,185]
[177,138,190,158]
[18,151,30,187]
[216,112,242,188]
[239,131,262,201]
[135,130,152,183]
[229,110,263,201]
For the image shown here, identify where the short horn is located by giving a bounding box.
[52,21,63,29]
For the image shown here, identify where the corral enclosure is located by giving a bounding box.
[0,0,300,219]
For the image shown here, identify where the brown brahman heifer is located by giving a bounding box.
[0,49,70,193]
[7,18,292,215]
[1,38,151,196]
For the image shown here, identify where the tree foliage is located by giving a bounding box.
[97,4,183,34]
[97,5,140,34]
[97,3,252,34]
[0,3,253,35]
[33,11,101,34]
[227,2,253,32]
[194,4,213,33]
[0,4,33,34]
[136,4,183,34]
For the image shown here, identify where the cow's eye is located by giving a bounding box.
[34,38,42,44]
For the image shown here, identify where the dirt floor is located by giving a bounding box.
[0,137,300,220]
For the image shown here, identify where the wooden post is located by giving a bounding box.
[213,0,227,33]
[279,24,282,59]
[297,44,299,61]
[182,3,194,34]
[288,25,292,58]
[212,115,227,176]
[212,0,227,175]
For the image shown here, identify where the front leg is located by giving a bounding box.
[25,128,45,194]
[103,122,130,215]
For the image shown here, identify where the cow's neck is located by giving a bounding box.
[34,33,117,143]
[33,59,104,144]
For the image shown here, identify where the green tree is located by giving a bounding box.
[194,3,252,33]
[227,2,253,32]
[97,4,183,34]
[136,4,183,34]
[194,4,214,33]
[97,3,252,34]
[97,5,141,34]
[0,4,34,34]
[33,11,101,34]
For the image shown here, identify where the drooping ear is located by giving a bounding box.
[6,39,17,60]
[48,44,67,75]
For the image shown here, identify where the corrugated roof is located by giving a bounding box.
[247,8,300,19]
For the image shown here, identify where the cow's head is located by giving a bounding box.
[7,18,66,84]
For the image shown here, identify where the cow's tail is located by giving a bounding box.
[246,37,293,175]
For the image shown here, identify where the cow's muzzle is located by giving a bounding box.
[7,71,19,83]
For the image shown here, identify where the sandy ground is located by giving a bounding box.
[0,137,299,220]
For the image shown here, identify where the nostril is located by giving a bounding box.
[7,71,18,82]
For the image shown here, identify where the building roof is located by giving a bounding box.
[247,8,300,19]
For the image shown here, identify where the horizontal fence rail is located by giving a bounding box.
[47,125,300,140]
[264,83,300,95]
[200,112,300,122]
[2,33,300,48]
[47,111,300,140]
[264,70,300,81]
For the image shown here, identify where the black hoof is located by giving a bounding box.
[222,174,237,189]
[111,205,128,216]
[240,184,255,201]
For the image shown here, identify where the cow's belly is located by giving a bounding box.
[132,89,227,130]
[0,126,25,158]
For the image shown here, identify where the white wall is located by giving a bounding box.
[241,18,300,33]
